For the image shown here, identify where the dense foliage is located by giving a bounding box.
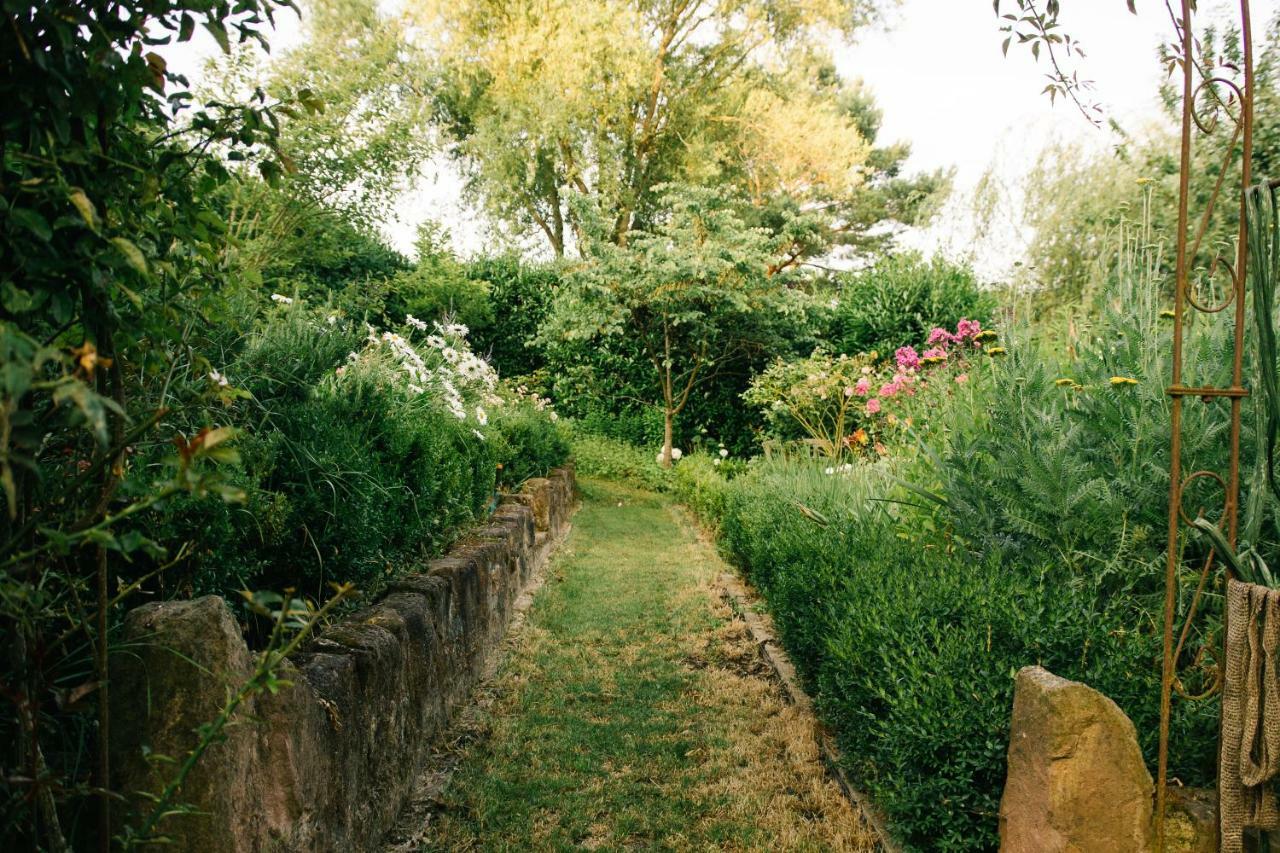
[0,1,565,846]
[542,185,810,464]
[647,213,1261,847]
[6,0,1263,849]
[829,253,995,358]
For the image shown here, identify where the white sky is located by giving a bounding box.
[162,0,1278,274]
[838,0,1279,276]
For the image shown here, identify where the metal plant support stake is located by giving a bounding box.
[1157,0,1255,846]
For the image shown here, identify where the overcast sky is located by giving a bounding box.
[163,0,1277,272]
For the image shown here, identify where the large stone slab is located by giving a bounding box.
[999,665,1155,852]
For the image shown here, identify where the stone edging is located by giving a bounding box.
[714,570,900,853]
[380,502,575,851]
[110,466,578,852]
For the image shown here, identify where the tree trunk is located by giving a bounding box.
[662,409,674,468]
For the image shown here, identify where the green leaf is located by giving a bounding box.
[9,208,52,241]
[110,237,149,275]
[204,20,230,54]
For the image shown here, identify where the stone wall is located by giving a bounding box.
[110,467,577,852]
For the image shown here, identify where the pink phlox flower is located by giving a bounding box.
[879,381,901,398]
[895,346,920,370]
[955,373,969,384]
[865,397,882,414]
[956,318,982,340]
[927,327,956,346]
[854,377,872,396]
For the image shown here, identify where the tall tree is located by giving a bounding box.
[206,0,434,283]
[416,0,937,263]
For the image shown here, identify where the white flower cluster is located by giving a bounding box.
[656,447,684,464]
[514,385,559,421]
[352,316,502,427]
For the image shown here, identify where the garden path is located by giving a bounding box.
[387,478,877,851]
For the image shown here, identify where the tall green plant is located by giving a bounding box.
[1,1,306,845]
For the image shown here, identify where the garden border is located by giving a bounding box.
[713,569,899,852]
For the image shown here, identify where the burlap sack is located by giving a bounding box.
[1220,578,1280,851]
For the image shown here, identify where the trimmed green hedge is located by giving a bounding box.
[693,459,1211,851]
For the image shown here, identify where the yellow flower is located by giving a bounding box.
[985,346,1007,357]
[1136,177,1154,186]
[1054,378,1075,387]
[1159,309,1175,319]
[1110,376,1139,386]
[974,329,998,343]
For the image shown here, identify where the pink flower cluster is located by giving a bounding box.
[895,319,983,372]
[872,320,986,420]
[851,370,917,415]
[895,346,920,371]
[926,318,984,349]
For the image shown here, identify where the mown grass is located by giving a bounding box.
[424,478,875,851]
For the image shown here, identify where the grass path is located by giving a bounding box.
[417,479,876,851]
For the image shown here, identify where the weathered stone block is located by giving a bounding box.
[999,665,1154,853]
[110,596,256,853]
[1165,787,1218,853]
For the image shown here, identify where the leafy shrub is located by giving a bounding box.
[716,460,1216,851]
[669,452,736,524]
[150,307,569,603]
[575,404,667,448]
[468,255,562,378]
[565,427,671,492]
[389,226,494,333]
[830,253,995,358]
[256,201,411,297]
[493,401,570,487]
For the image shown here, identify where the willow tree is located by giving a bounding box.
[415,0,935,264]
[206,0,434,279]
